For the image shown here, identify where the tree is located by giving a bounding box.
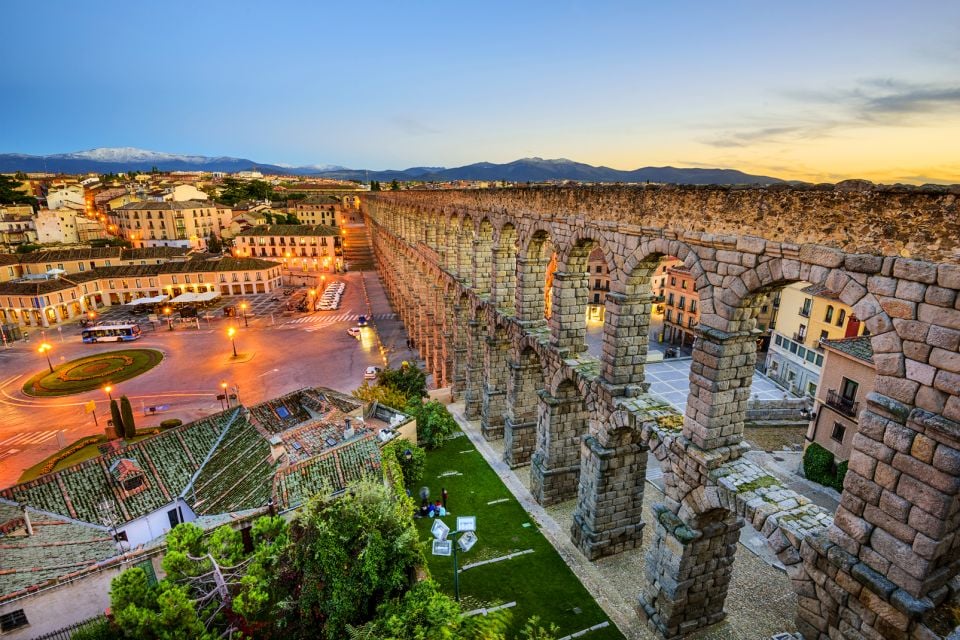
[390,179,400,191]
[286,213,301,225]
[377,362,427,403]
[206,232,222,253]
[120,395,136,438]
[384,439,425,490]
[161,522,209,581]
[352,380,411,412]
[263,212,274,224]
[0,174,37,207]
[13,171,27,181]
[109,399,125,438]
[410,401,458,449]
[15,243,41,254]
[271,480,422,639]
[207,525,244,566]
[110,571,212,640]
[370,181,381,192]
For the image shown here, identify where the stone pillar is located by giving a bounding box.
[490,245,517,312]
[457,228,473,284]
[464,320,483,420]
[571,430,647,560]
[548,271,589,355]
[638,506,744,639]
[473,239,492,298]
[601,291,652,388]
[530,385,587,506]
[480,334,511,440]
[515,256,550,326]
[504,357,543,467]
[450,305,468,399]
[683,326,756,451]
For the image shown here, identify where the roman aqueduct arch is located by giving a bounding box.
[365,185,960,640]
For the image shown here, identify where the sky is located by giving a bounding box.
[2,1,959,183]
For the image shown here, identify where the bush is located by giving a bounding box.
[411,401,458,449]
[120,396,136,439]
[384,439,425,491]
[803,442,846,490]
[70,617,115,640]
[160,419,182,429]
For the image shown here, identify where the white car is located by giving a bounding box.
[347,327,361,338]
[364,366,381,380]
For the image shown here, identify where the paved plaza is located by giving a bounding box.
[644,358,787,415]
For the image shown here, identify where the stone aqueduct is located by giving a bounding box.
[363,185,960,640]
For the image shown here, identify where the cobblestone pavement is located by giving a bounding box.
[448,402,798,640]
[644,360,787,415]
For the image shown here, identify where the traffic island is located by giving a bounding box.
[21,349,164,397]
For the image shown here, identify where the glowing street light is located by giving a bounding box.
[103,385,113,401]
[163,306,173,331]
[219,380,228,410]
[38,342,54,374]
[240,302,249,328]
[227,327,238,358]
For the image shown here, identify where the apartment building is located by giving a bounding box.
[765,282,867,397]
[806,336,875,462]
[110,200,225,249]
[585,247,610,321]
[289,195,343,227]
[661,263,699,347]
[233,224,343,272]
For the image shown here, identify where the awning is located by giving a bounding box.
[125,295,168,306]
[194,291,221,302]
[168,292,198,304]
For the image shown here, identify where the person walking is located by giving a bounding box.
[442,487,448,510]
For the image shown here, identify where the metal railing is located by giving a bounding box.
[826,390,859,418]
[792,332,806,343]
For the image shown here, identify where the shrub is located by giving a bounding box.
[160,419,183,429]
[383,439,425,490]
[120,396,136,439]
[70,617,114,640]
[411,401,458,449]
[109,399,124,437]
[833,460,849,492]
[803,442,846,490]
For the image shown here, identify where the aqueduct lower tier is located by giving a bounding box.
[364,185,960,640]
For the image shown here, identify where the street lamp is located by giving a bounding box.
[227,327,238,358]
[38,342,54,374]
[430,516,477,602]
[240,302,249,328]
[219,381,228,410]
[103,385,113,401]
[163,306,173,331]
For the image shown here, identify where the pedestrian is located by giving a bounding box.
[442,487,448,509]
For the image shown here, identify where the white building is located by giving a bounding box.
[45,185,85,210]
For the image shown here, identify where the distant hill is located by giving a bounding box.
[0,148,783,185]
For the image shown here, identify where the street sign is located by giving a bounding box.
[431,519,450,541]
[431,539,452,557]
[85,400,96,414]
[456,516,476,532]
[458,531,478,552]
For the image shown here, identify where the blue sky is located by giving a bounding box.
[2,1,958,182]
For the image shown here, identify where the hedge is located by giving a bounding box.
[803,442,847,491]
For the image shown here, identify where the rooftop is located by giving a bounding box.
[238,224,340,237]
[115,200,214,211]
[800,283,841,300]
[820,336,874,364]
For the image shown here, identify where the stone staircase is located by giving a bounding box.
[341,222,375,271]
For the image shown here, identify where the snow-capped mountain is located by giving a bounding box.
[0,148,321,174]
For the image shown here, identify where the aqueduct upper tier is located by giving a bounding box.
[364,184,960,640]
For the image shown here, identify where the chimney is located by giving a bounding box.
[20,503,33,537]
[344,417,354,439]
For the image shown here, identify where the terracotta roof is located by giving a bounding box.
[115,200,213,211]
[238,224,339,237]
[801,283,841,300]
[0,271,101,296]
[0,254,19,267]
[19,247,122,264]
[820,336,874,364]
[298,195,342,205]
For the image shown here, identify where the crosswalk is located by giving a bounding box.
[285,312,396,325]
[0,430,61,447]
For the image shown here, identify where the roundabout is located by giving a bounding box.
[21,349,164,397]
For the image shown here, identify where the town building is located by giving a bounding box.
[805,336,875,463]
[289,195,343,226]
[585,247,610,321]
[33,208,106,244]
[0,387,409,639]
[233,224,343,272]
[765,282,867,398]
[45,184,84,210]
[0,214,36,251]
[110,200,225,250]
[661,263,699,347]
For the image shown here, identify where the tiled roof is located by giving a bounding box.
[801,283,840,300]
[0,254,19,267]
[0,271,101,296]
[121,247,191,261]
[19,247,122,264]
[298,195,341,205]
[238,224,339,237]
[0,502,115,600]
[187,420,275,515]
[89,257,280,278]
[820,336,874,364]
[274,434,381,510]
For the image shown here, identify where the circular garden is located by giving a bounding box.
[22,349,164,397]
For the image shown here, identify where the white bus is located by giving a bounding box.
[81,324,143,343]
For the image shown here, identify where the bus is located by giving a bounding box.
[81,324,143,343]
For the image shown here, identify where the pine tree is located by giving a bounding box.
[109,399,124,439]
[120,396,136,438]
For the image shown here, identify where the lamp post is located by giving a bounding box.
[227,327,238,358]
[430,516,477,603]
[163,306,173,331]
[38,342,54,374]
[220,381,228,410]
[103,385,113,401]
[240,302,249,328]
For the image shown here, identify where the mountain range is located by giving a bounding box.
[0,148,784,185]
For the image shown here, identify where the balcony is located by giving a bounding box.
[793,332,807,343]
[826,390,859,418]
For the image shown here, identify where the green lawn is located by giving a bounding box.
[22,349,163,396]
[414,430,624,640]
[19,432,157,483]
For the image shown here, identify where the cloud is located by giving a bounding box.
[390,116,440,136]
[701,79,960,148]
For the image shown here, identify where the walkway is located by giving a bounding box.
[644,359,787,415]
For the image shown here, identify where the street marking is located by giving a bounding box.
[0,431,59,446]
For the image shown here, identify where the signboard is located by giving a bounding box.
[458,531,478,552]
[85,400,96,414]
[431,539,452,557]
[431,519,450,541]
[456,516,476,533]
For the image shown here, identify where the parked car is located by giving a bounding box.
[347,327,361,338]
[357,315,368,326]
[364,366,381,380]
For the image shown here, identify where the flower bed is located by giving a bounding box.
[22,349,163,397]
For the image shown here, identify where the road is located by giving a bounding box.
[0,270,402,488]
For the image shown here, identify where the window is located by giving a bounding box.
[831,423,846,443]
[681,280,687,290]
[815,354,824,367]
[798,324,807,340]
[666,309,673,322]
[800,298,812,316]
[807,382,817,397]
[670,277,676,286]
[690,300,697,313]
[667,293,674,306]
[820,329,829,342]
[775,334,783,346]
[677,312,684,326]
[0,609,28,632]
[825,305,834,323]
[840,377,859,402]
[837,309,846,327]
[593,293,600,304]
[168,507,181,528]
[595,265,602,273]
[678,296,686,310]
[78,263,85,272]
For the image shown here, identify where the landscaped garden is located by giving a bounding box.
[21,349,163,397]
[414,428,624,640]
